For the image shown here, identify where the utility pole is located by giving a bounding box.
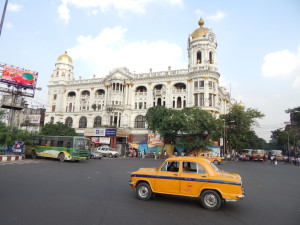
[0,0,8,38]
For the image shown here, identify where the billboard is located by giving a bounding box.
[1,65,38,89]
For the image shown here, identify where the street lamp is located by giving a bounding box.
[222,119,235,157]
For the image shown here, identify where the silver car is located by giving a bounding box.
[90,150,103,159]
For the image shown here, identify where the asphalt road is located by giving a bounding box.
[0,158,299,225]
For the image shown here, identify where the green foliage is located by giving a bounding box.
[270,129,297,152]
[146,106,221,152]
[220,104,265,150]
[0,123,32,146]
[0,110,6,120]
[285,106,300,123]
[41,122,78,136]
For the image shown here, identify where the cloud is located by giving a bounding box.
[195,10,225,23]
[7,3,23,12]
[57,3,70,25]
[67,26,185,76]
[261,46,300,88]
[207,11,226,21]
[58,0,183,24]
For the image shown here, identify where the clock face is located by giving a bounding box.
[208,34,214,43]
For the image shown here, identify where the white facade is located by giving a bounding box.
[45,19,232,138]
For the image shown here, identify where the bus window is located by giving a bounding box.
[57,140,64,147]
[33,138,40,145]
[50,140,57,147]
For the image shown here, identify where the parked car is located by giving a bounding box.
[198,152,222,165]
[96,146,118,158]
[129,156,245,210]
[90,150,103,159]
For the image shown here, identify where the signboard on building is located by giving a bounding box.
[29,115,41,124]
[100,137,110,144]
[91,137,110,144]
[95,129,105,136]
[105,129,116,136]
[1,65,38,89]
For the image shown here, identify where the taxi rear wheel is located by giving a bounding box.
[200,190,222,210]
[213,160,219,165]
[136,182,152,201]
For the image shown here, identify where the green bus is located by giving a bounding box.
[25,136,91,162]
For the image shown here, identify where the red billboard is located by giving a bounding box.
[1,65,38,89]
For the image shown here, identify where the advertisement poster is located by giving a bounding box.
[13,141,24,153]
[148,133,164,146]
[1,65,37,89]
[99,137,110,144]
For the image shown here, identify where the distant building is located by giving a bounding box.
[45,18,234,147]
[19,106,46,133]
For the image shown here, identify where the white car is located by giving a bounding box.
[96,146,119,158]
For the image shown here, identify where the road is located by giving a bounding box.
[0,158,299,225]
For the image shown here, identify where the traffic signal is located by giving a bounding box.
[229,125,235,129]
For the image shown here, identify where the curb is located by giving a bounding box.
[0,155,25,162]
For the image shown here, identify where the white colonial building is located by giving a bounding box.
[45,18,233,145]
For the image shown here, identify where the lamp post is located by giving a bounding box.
[222,119,235,157]
[223,119,226,157]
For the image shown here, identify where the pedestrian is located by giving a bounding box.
[263,154,267,164]
[283,155,288,164]
[226,153,230,161]
[270,156,274,164]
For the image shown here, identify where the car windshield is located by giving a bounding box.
[210,162,220,172]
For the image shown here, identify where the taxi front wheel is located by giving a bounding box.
[136,182,152,201]
[200,190,222,210]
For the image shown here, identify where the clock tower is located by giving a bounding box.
[188,18,218,71]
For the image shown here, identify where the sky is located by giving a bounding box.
[0,0,299,142]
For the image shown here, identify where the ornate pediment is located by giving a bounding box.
[103,67,133,83]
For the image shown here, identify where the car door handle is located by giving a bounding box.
[201,176,206,178]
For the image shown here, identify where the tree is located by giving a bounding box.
[146,106,221,153]
[221,104,265,151]
[285,106,300,124]
[41,122,78,136]
[0,124,32,146]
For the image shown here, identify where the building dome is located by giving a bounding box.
[57,51,73,64]
[191,18,209,39]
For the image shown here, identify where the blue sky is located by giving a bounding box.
[0,0,299,141]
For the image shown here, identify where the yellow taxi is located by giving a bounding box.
[129,157,245,210]
[198,152,222,165]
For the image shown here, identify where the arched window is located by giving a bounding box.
[209,51,213,64]
[157,98,162,106]
[94,116,102,128]
[177,97,182,108]
[65,117,73,128]
[134,115,146,128]
[197,51,202,64]
[79,117,87,128]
